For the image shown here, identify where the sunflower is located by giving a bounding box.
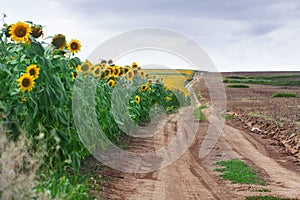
[166,97,172,101]
[105,66,114,76]
[135,95,140,103]
[67,39,82,53]
[93,67,101,78]
[140,71,145,77]
[26,64,40,79]
[132,62,138,68]
[148,80,152,84]
[9,22,31,43]
[5,25,11,37]
[31,25,43,38]
[124,66,130,73]
[141,84,148,91]
[72,71,78,80]
[119,67,125,76]
[113,66,121,77]
[76,65,81,72]
[107,79,115,87]
[80,60,92,74]
[17,73,35,92]
[51,34,66,50]
[127,70,134,80]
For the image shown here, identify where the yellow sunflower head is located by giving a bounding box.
[31,25,43,39]
[9,21,32,43]
[132,62,138,68]
[93,67,102,78]
[107,79,115,87]
[76,65,81,72]
[166,97,172,101]
[124,66,130,73]
[141,84,148,92]
[67,39,82,53]
[113,66,121,77]
[105,66,114,76]
[119,67,125,76]
[26,64,40,79]
[17,73,35,92]
[127,70,134,80]
[51,34,66,50]
[80,60,92,74]
[72,71,78,80]
[135,95,140,103]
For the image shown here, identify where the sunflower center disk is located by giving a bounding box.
[22,78,31,87]
[71,43,78,50]
[30,69,35,76]
[16,27,26,37]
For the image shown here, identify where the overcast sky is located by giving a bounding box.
[1,0,300,71]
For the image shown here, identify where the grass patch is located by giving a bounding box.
[248,74,300,80]
[194,105,208,121]
[245,196,292,200]
[225,114,236,120]
[223,74,300,86]
[271,93,298,98]
[215,159,265,185]
[226,75,249,79]
[227,84,250,88]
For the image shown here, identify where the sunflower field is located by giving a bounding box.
[0,20,191,199]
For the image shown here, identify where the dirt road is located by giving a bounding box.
[96,73,300,200]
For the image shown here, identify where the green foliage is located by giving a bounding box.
[271,93,298,98]
[193,105,207,121]
[1,20,191,199]
[224,114,235,120]
[35,171,91,200]
[215,159,265,185]
[227,84,250,88]
[0,21,90,199]
[226,75,248,79]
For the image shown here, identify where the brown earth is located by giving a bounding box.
[82,72,300,200]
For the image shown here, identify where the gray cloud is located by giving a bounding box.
[4,0,299,71]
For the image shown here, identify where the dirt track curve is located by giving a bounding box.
[99,73,300,200]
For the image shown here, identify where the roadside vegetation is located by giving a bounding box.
[215,159,265,185]
[0,20,190,199]
[193,105,208,121]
